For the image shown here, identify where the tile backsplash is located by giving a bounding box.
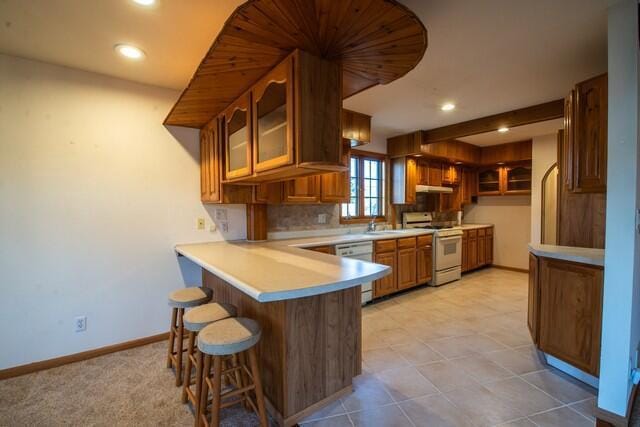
[267,204,350,232]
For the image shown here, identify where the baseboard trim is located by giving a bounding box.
[0,332,168,380]
[491,264,529,274]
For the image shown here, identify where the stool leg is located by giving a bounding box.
[197,354,211,427]
[232,354,250,409]
[248,347,268,427]
[167,308,177,368]
[175,308,185,386]
[182,331,196,403]
[210,356,223,427]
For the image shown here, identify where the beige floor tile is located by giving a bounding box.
[482,377,563,416]
[300,398,346,422]
[399,394,475,427]
[374,366,439,402]
[443,383,524,426]
[459,334,509,353]
[415,360,480,392]
[485,327,533,348]
[391,341,444,365]
[496,418,537,426]
[521,370,596,404]
[300,414,353,427]
[349,404,413,427]
[341,374,394,412]
[425,336,479,358]
[568,397,597,421]
[483,348,547,375]
[449,354,514,383]
[528,407,595,427]
[362,347,410,373]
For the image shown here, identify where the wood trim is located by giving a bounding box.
[282,385,352,427]
[0,332,168,380]
[423,99,564,143]
[491,264,529,274]
[246,203,268,241]
[540,163,559,244]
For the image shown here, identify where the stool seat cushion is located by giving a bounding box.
[183,302,237,332]
[168,287,213,308]
[197,317,261,356]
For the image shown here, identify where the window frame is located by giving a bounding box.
[340,150,388,224]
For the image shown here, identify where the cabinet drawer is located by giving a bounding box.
[468,230,477,239]
[417,235,433,247]
[375,239,397,253]
[477,228,486,237]
[308,245,335,255]
[397,237,417,250]
[486,227,494,236]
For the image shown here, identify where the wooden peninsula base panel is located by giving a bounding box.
[203,271,362,426]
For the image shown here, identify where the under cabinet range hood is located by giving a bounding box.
[416,185,453,194]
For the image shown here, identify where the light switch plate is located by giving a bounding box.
[197,218,205,230]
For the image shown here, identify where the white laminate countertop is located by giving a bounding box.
[175,241,390,302]
[528,243,605,267]
[459,224,494,230]
[277,228,435,248]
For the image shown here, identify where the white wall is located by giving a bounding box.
[599,0,640,417]
[530,133,558,245]
[463,196,531,270]
[0,54,247,370]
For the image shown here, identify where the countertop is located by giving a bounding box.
[175,241,390,302]
[528,243,604,267]
[278,228,435,248]
[459,223,494,230]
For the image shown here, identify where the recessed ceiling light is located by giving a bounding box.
[132,0,156,6]
[114,44,145,60]
[498,127,509,133]
[441,103,456,111]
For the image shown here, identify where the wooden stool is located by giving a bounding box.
[167,286,213,386]
[195,317,268,427]
[181,302,237,408]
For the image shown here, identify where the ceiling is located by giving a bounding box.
[0,0,608,144]
[459,118,564,147]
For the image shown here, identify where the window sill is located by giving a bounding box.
[339,216,387,225]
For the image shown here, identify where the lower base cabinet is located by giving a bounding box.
[374,250,398,297]
[462,226,493,273]
[528,253,603,376]
[373,235,432,298]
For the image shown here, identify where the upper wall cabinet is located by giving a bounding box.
[221,50,343,184]
[342,109,372,147]
[253,57,294,173]
[563,74,608,193]
[477,162,531,196]
[392,157,417,205]
[223,94,252,180]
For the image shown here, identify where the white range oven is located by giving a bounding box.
[403,212,463,286]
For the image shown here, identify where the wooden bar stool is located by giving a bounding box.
[181,302,237,408]
[195,317,268,427]
[167,286,213,386]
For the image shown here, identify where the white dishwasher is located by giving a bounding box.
[335,241,374,305]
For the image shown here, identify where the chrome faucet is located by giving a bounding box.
[367,218,377,232]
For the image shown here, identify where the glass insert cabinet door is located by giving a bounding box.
[505,165,532,193]
[478,168,501,194]
[253,58,294,172]
[224,94,252,180]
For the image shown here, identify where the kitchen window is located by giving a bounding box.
[341,152,386,222]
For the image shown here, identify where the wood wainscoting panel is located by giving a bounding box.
[203,270,361,425]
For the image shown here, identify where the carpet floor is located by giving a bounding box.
[0,341,266,426]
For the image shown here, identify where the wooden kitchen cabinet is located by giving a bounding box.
[468,229,478,269]
[461,168,477,205]
[373,240,398,297]
[477,228,486,266]
[535,256,603,376]
[282,175,322,203]
[462,231,469,272]
[478,164,531,196]
[416,235,433,284]
[342,109,371,146]
[485,227,494,264]
[461,226,493,273]
[392,157,417,204]
[252,56,294,173]
[308,245,335,255]
[478,167,502,196]
[442,164,460,185]
[320,141,351,203]
[527,253,540,344]
[201,122,221,203]
[397,237,417,290]
[428,161,443,186]
[564,74,608,193]
[223,93,253,180]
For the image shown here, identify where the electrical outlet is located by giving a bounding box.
[215,208,227,221]
[220,222,229,233]
[317,213,328,224]
[197,218,205,230]
[75,316,87,332]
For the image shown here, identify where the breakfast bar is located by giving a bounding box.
[175,241,389,427]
